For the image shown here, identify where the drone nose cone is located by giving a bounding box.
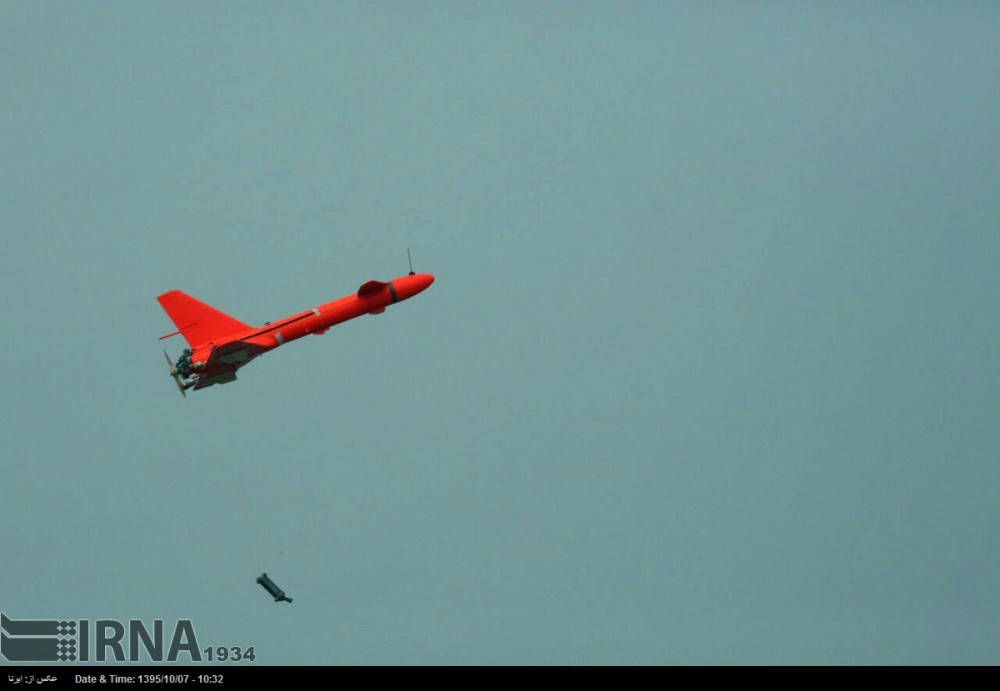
[395,273,435,301]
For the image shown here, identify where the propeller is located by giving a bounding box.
[164,349,187,398]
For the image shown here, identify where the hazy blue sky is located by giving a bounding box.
[2,2,998,665]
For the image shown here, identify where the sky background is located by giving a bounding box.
[2,1,999,665]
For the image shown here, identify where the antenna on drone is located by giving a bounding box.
[407,248,415,275]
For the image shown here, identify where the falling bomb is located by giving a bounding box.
[257,573,293,603]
